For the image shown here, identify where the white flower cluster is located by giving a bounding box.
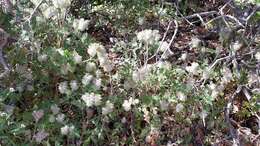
[87,43,113,72]
[42,6,58,19]
[132,64,153,82]
[255,52,260,61]
[72,51,82,64]
[61,125,74,135]
[176,91,187,101]
[231,41,243,51]
[69,80,79,91]
[33,130,49,143]
[39,0,71,19]
[73,18,90,31]
[122,97,139,111]
[82,73,93,86]
[175,103,184,113]
[37,54,48,62]
[137,29,161,44]
[48,104,66,124]
[190,37,202,48]
[32,109,44,123]
[58,80,79,94]
[56,113,65,123]
[207,67,233,99]
[222,67,233,84]
[52,0,71,9]
[51,104,60,115]
[102,100,114,115]
[86,62,97,72]
[185,62,200,75]
[81,92,102,107]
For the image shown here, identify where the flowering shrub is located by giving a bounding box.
[0,0,259,145]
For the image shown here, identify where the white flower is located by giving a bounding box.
[81,93,93,107]
[73,18,90,31]
[93,78,102,90]
[93,93,102,106]
[73,51,82,64]
[58,81,69,94]
[87,43,106,57]
[81,93,102,107]
[137,29,161,44]
[50,104,60,115]
[102,101,114,115]
[61,125,69,135]
[176,91,187,101]
[222,67,233,84]
[211,89,219,99]
[160,100,169,111]
[180,53,188,61]
[176,103,184,113]
[33,130,49,143]
[49,115,55,123]
[102,63,114,72]
[32,110,44,123]
[96,70,103,78]
[82,73,93,86]
[156,61,171,69]
[132,65,153,82]
[208,82,217,90]
[9,87,15,92]
[255,52,260,61]
[122,97,139,111]
[77,18,90,31]
[98,53,113,72]
[138,17,145,25]
[70,80,79,91]
[185,62,200,75]
[129,97,139,105]
[86,62,97,72]
[190,37,201,48]
[52,0,71,9]
[56,113,65,123]
[231,41,243,51]
[37,54,48,62]
[121,117,127,123]
[122,100,131,111]
[42,7,57,19]
[98,54,109,65]
[61,125,74,135]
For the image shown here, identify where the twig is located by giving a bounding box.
[208,55,232,71]
[147,20,173,62]
[224,85,243,146]
[174,3,194,26]
[158,20,178,62]
[184,11,218,19]
[23,0,44,23]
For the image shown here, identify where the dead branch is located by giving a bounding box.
[224,85,243,146]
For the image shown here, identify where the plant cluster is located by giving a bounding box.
[0,0,259,145]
